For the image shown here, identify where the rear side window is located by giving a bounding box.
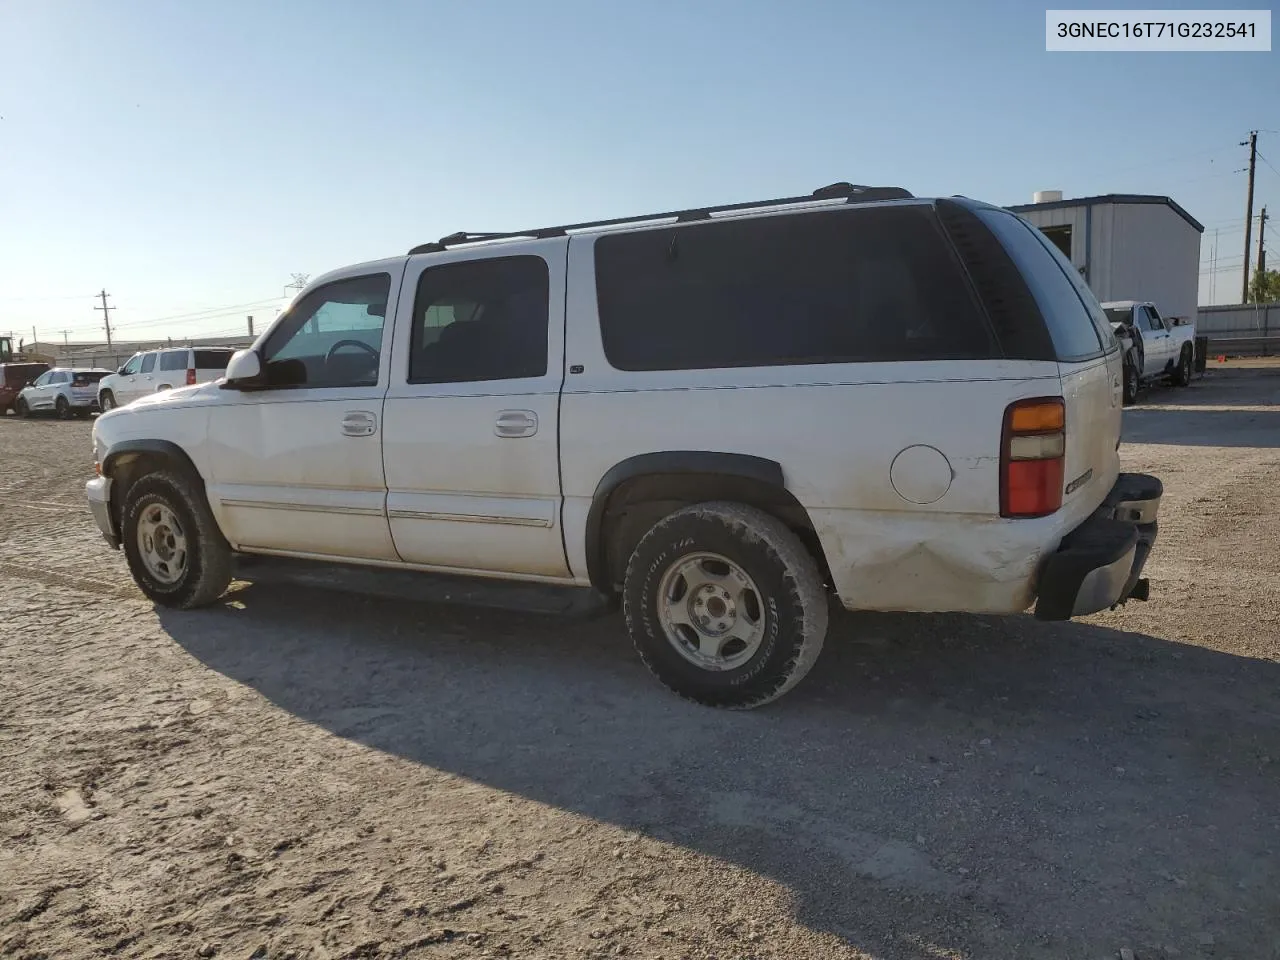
[159,351,188,372]
[594,205,997,372]
[194,350,232,370]
[139,353,157,373]
[74,371,107,383]
[976,210,1104,362]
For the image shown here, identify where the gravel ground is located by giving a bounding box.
[1,364,1278,960]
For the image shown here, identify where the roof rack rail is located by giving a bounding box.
[407,181,913,255]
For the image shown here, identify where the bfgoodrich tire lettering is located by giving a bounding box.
[622,501,828,708]
[121,470,233,609]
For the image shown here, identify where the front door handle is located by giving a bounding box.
[495,409,537,438]
[342,410,378,437]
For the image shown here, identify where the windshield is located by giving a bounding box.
[1104,308,1132,327]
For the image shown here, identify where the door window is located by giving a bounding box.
[159,351,188,371]
[139,353,156,373]
[409,256,549,384]
[260,274,391,388]
[120,355,143,375]
[1137,307,1158,332]
[32,371,52,387]
[51,371,69,384]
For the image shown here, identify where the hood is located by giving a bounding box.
[96,380,223,423]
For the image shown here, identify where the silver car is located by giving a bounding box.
[15,367,113,419]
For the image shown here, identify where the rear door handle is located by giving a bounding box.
[342,410,378,437]
[495,409,537,438]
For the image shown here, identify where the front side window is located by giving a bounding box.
[121,355,143,375]
[261,273,390,388]
[32,371,51,387]
[409,256,549,384]
[139,353,157,374]
[159,351,188,372]
[594,205,996,372]
[1136,307,1156,332]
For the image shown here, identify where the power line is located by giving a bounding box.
[1257,151,1280,181]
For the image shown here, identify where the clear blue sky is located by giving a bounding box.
[1,0,1276,344]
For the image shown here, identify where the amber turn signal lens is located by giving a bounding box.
[1008,400,1064,433]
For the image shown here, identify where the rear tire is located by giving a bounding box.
[1172,346,1193,387]
[121,469,233,609]
[622,501,828,708]
[55,396,70,420]
[100,391,116,412]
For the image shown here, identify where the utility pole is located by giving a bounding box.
[32,326,38,348]
[61,330,70,348]
[1242,131,1258,302]
[95,289,115,348]
[1258,206,1268,280]
[247,315,255,336]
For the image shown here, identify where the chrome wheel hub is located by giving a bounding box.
[136,503,188,585]
[657,552,766,671]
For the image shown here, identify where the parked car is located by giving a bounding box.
[1101,300,1196,404]
[0,361,51,415]
[16,367,112,418]
[98,347,237,411]
[86,183,1163,707]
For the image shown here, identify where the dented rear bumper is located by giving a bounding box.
[1034,472,1161,620]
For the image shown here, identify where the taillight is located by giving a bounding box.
[186,368,197,386]
[1001,397,1065,518]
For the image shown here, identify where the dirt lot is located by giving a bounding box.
[2,364,1278,960]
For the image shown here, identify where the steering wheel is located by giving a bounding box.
[324,339,379,365]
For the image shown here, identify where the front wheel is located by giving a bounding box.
[121,469,233,608]
[15,398,29,418]
[622,502,829,708]
[99,391,116,412]
[1122,361,1140,406]
[1172,347,1193,387]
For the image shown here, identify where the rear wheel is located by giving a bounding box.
[1172,346,1193,387]
[99,391,116,411]
[55,396,70,420]
[622,502,828,708]
[121,469,233,608]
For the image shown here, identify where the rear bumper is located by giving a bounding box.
[86,476,120,549]
[1034,472,1161,620]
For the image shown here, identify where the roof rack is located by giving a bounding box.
[407,181,913,255]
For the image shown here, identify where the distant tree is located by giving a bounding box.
[1247,268,1280,304]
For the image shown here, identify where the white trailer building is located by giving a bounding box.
[1007,191,1204,325]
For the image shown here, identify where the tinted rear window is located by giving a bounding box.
[72,371,108,383]
[194,350,233,370]
[159,351,188,371]
[594,204,997,372]
[977,210,1105,362]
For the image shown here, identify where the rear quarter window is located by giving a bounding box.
[976,210,1104,362]
[159,351,188,372]
[594,204,997,371]
[194,350,233,370]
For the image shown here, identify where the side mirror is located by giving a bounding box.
[221,349,263,389]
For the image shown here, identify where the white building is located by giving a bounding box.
[1008,191,1204,324]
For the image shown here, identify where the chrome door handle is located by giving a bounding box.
[495,409,537,438]
[342,410,378,437]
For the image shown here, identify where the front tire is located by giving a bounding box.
[15,398,29,418]
[1122,360,1140,406]
[1172,346,1193,387]
[622,502,828,708]
[121,470,233,608]
[99,391,116,412]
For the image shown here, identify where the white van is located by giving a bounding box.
[98,347,236,410]
[86,183,1163,707]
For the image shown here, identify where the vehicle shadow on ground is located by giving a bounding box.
[1123,405,1280,447]
[159,584,1280,959]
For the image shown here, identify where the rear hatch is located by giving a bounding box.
[968,208,1122,519]
[71,371,108,403]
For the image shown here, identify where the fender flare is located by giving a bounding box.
[583,451,786,593]
[103,439,202,482]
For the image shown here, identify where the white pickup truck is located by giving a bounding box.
[1101,300,1196,404]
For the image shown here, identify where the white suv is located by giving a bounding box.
[85,183,1162,707]
[98,347,236,411]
